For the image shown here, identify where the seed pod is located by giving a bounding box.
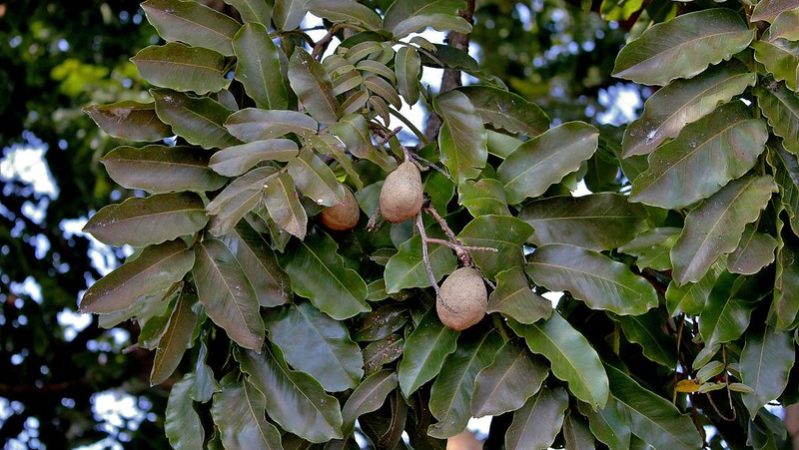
[320,187,360,231]
[436,267,487,331]
[379,161,424,223]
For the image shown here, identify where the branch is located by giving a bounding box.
[416,214,441,297]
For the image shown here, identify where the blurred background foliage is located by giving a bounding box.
[0,0,632,447]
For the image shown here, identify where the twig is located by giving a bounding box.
[374,127,403,147]
[312,23,343,59]
[425,237,497,256]
[424,205,473,266]
[416,214,440,296]
[388,107,429,144]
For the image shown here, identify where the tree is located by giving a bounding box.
[41,0,799,448]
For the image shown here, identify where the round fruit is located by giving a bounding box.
[379,161,424,223]
[320,188,360,231]
[436,267,487,331]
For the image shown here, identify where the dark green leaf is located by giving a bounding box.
[615,309,677,368]
[341,370,398,435]
[753,38,799,92]
[209,139,298,177]
[211,380,284,450]
[580,397,632,450]
[289,49,340,124]
[504,387,568,450]
[699,282,754,348]
[772,214,799,330]
[458,178,511,217]
[363,335,404,375]
[383,234,458,294]
[309,0,381,30]
[458,215,533,279]
[752,0,799,23]
[225,108,318,142]
[165,375,205,450]
[273,0,308,30]
[131,43,227,95]
[223,0,273,26]
[740,328,795,417]
[395,46,421,105]
[206,167,277,236]
[727,224,777,275]
[563,412,595,450]
[398,308,459,396]
[665,262,724,316]
[142,0,241,56]
[755,83,799,157]
[152,89,240,149]
[487,266,552,324]
[768,145,799,236]
[382,0,471,38]
[287,149,345,207]
[353,304,408,342]
[619,227,680,272]
[232,23,290,110]
[472,340,548,417]
[151,288,198,385]
[434,90,488,183]
[83,101,171,142]
[458,85,550,137]
[262,172,307,239]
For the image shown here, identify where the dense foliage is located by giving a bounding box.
[16,0,799,448]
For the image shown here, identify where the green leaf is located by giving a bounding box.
[287,149,345,207]
[383,234,458,294]
[521,193,647,251]
[309,134,363,190]
[754,38,799,92]
[752,0,799,23]
[206,167,277,236]
[289,49,340,124]
[79,240,194,313]
[101,145,226,193]
[398,308,459,396]
[563,412,595,449]
[458,215,533,279]
[273,0,308,30]
[605,364,703,450]
[772,214,799,330]
[141,0,241,56]
[165,375,205,450]
[193,239,265,351]
[527,244,658,316]
[262,172,307,240]
[341,370,397,435]
[223,0,273,26]
[699,280,754,348]
[383,0,471,38]
[221,221,291,308]
[508,314,609,408]
[487,266,552,324]
[232,23,289,111]
[363,335,404,375]
[265,302,363,392]
[131,43,227,95]
[211,380,284,450]
[329,113,395,172]
[353,304,408,342]
[209,139,298,177]
[622,62,756,157]
[225,108,318,142]
[665,262,724,316]
[471,340,549,417]
[192,341,218,402]
[283,233,369,320]
[497,122,599,204]
[768,145,799,235]
[240,345,344,443]
[727,224,777,275]
[458,178,511,217]
[612,9,753,86]
[84,192,208,247]
[769,9,799,40]
[364,75,401,109]
[580,397,632,450]
[671,175,777,285]
[83,101,171,142]
[395,46,421,105]
[152,89,240,149]
[428,331,502,438]
[458,85,550,137]
[504,387,569,450]
[151,288,198,385]
[619,227,681,272]
[434,90,488,183]
[308,0,382,30]
[615,309,677,368]
[630,102,768,209]
[740,328,795,417]
[755,83,799,156]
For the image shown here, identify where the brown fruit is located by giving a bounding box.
[379,161,424,223]
[320,188,360,231]
[436,267,487,331]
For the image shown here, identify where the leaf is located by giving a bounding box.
[428,331,503,438]
[508,314,609,408]
[192,341,218,402]
[232,24,289,111]
[165,375,205,450]
[521,193,647,251]
[382,0,472,38]
[699,280,754,348]
[615,309,677,368]
[211,380,284,450]
[141,0,241,56]
[395,46,421,105]
[768,145,799,236]
[580,397,632,450]
[193,239,265,351]
[287,149,345,207]
[458,178,511,217]
[131,43,227,95]
[262,172,307,240]
[353,304,408,342]
[458,85,550,137]
[527,244,658,316]
[665,262,725,316]
[772,214,799,330]
[152,89,240,149]
[397,308,459,396]
[487,267,552,324]
[630,102,768,209]
[282,233,369,320]
[83,101,171,142]
[289,49,340,124]
[363,335,404,375]
[434,90,487,183]
[364,75,401,108]
[471,340,549,417]
[504,387,569,450]
[605,364,703,450]
[101,145,226,193]
[341,370,398,435]
[612,9,753,86]
[151,288,198,385]
[752,0,799,23]
[273,0,308,30]
[79,240,194,313]
[671,175,777,285]
[329,113,395,172]
[383,234,458,294]
[308,0,382,30]
[563,412,595,449]
[84,192,208,247]
[769,9,799,40]
[740,328,795,417]
[209,139,298,177]
[225,108,318,142]
[619,227,681,272]
[754,38,799,92]
[622,61,756,157]
[458,215,533,279]
[755,83,799,156]
[240,346,343,443]
[497,122,599,204]
[309,134,363,190]
[206,167,277,236]
[221,221,291,308]
[223,0,273,26]
[727,224,777,275]
[265,302,363,392]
